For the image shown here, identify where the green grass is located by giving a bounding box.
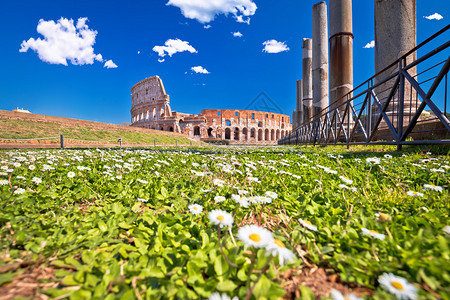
[0,119,194,145]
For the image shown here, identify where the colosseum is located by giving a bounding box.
[130,76,292,145]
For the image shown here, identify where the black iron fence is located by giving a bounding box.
[279,25,450,150]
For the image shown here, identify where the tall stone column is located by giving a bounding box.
[374,0,417,121]
[294,79,303,128]
[312,1,329,117]
[329,0,353,113]
[302,38,313,122]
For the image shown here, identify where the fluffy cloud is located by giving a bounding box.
[152,39,197,58]
[104,60,118,69]
[158,58,165,63]
[166,0,257,24]
[424,13,443,20]
[262,40,289,53]
[204,25,212,29]
[232,31,243,37]
[19,17,106,66]
[363,40,375,49]
[191,66,210,74]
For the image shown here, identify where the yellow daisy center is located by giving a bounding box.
[193,207,198,210]
[217,215,224,221]
[249,233,261,242]
[369,230,378,234]
[391,281,404,290]
[304,220,312,226]
[274,239,285,248]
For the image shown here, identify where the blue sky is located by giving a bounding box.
[0,0,448,124]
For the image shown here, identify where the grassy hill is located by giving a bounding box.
[0,118,195,145]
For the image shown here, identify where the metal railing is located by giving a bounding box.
[279,25,450,150]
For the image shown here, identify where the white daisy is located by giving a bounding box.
[208,292,238,300]
[406,191,423,197]
[361,228,385,240]
[32,177,42,184]
[442,226,450,235]
[237,225,274,248]
[423,184,443,192]
[137,198,148,203]
[378,273,417,300]
[231,194,249,208]
[265,191,278,199]
[298,219,317,231]
[13,162,21,168]
[188,204,203,215]
[339,176,353,185]
[384,154,393,159]
[213,178,225,187]
[0,179,8,185]
[28,165,35,170]
[67,171,76,178]
[258,196,272,204]
[330,289,362,300]
[208,210,233,228]
[14,188,25,194]
[266,239,295,265]
[214,195,226,203]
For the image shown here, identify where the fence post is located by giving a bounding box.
[397,58,405,151]
[60,135,64,149]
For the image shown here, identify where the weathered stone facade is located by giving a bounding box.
[130,76,292,144]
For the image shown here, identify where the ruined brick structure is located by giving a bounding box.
[130,76,292,144]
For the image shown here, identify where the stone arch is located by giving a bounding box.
[207,128,214,138]
[242,128,248,140]
[281,130,285,138]
[169,126,174,132]
[160,106,165,117]
[234,127,239,141]
[258,129,263,141]
[258,121,263,127]
[225,120,231,126]
[145,109,149,120]
[152,107,156,119]
[225,128,231,140]
[193,126,201,136]
[271,129,275,141]
[281,123,285,129]
[250,128,256,138]
[276,129,280,140]
[265,129,269,140]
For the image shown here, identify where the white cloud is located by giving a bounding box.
[158,58,165,63]
[232,31,243,37]
[191,66,210,74]
[152,38,197,58]
[204,25,212,29]
[19,17,106,66]
[166,0,257,24]
[424,13,443,20]
[363,40,375,49]
[137,51,141,54]
[104,60,118,69]
[262,40,289,53]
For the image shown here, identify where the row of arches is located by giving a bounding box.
[224,119,286,129]
[131,106,166,124]
[216,127,286,141]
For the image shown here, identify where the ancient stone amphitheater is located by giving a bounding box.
[130,76,292,145]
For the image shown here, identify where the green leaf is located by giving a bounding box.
[299,285,315,300]
[214,255,229,276]
[216,280,237,292]
[0,271,18,286]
